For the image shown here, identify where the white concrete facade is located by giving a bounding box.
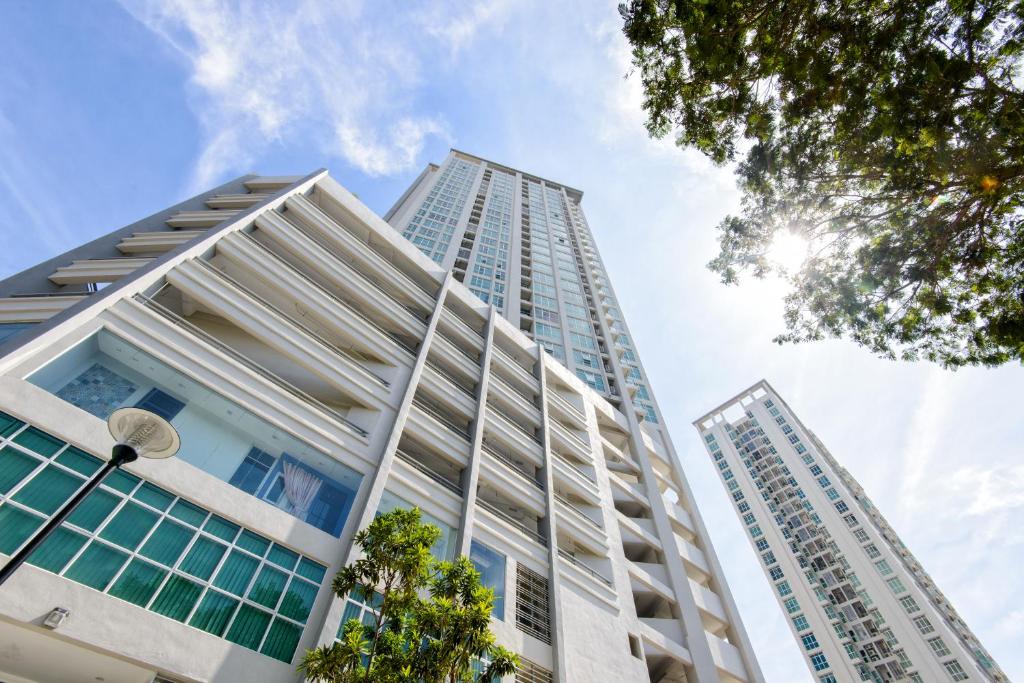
[0,169,761,682]
[695,380,1006,683]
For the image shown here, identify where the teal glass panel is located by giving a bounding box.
[179,536,227,580]
[339,601,361,634]
[0,411,24,438]
[54,447,103,476]
[109,559,167,607]
[139,518,194,567]
[225,603,271,650]
[189,590,239,636]
[260,618,301,662]
[67,488,120,532]
[11,466,83,515]
[203,515,240,542]
[0,445,41,494]
[13,427,64,456]
[247,566,286,609]
[236,530,270,557]
[213,550,259,596]
[266,544,298,571]
[104,469,140,494]
[296,558,326,583]
[27,526,88,573]
[150,575,203,621]
[65,542,129,590]
[0,504,45,553]
[278,577,318,623]
[168,499,207,527]
[99,501,159,551]
[133,482,175,511]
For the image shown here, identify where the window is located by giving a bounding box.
[853,529,870,543]
[762,551,777,565]
[825,488,839,500]
[793,615,810,631]
[820,676,838,683]
[515,564,550,644]
[899,596,920,613]
[913,615,935,634]
[572,349,600,369]
[801,633,820,650]
[470,541,506,620]
[864,543,881,558]
[534,323,561,339]
[743,513,756,525]
[843,514,859,527]
[834,501,849,513]
[886,577,907,594]
[749,525,763,537]
[943,660,968,681]
[817,476,831,487]
[810,653,829,672]
[0,415,327,664]
[228,448,276,495]
[875,560,893,575]
[777,581,793,596]
[810,465,822,476]
[784,598,800,613]
[755,539,770,552]
[135,388,186,421]
[928,637,951,658]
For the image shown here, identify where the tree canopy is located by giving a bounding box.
[620,0,1024,367]
[299,507,518,683]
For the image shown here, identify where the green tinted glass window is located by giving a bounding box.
[226,604,271,650]
[139,519,194,566]
[261,618,302,662]
[168,499,207,527]
[0,411,24,438]
[150,575,202,621]
[189,591,239,636]
[204,515,240,542]
[13,427,64,456]
[267,544,298,571]
[278,578,318,623]
[296,558,326,583]
[236,530,271,556]
[213,550,259,596]
[109,559,167,607]
[27,526,88,573]
[179,536,227,580]
[67,489,120,532]
[65,542,129,590]
[133,482,175,511]
[54,447,102,476]
[104,469,140,494]
[248,566,287,609]
[99,501,160,550]
[0,505,44,553]
[12,466,83,515]
[0,446,41,494]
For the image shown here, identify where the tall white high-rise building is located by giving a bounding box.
[695,380,1006,683]
[0,165,762,682]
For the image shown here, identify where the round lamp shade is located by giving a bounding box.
[107,408,181,460]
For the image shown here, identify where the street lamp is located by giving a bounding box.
[0,408,180,586]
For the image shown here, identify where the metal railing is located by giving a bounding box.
[558,550,612,587]
[489,408,541,444]
[548,390,585,420]
[555,494,603,531]
[442,308,485,341]
[434,331,481,365]
[552,421,590,451]
[411,399,471,440]
[133,293,369,438]
[239,233,418,355]
[494,346,535,381]
[490,374,537,406]
[477,498,546,546]
[553,452,596,483]
[425,361,476,398]
[395,449,463,496]
[194,259,391,387]
[481,443,542,490]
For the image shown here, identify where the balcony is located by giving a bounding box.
[438,308,484,354]
[165,209,240,229]
[117,230,204,256]
[205,192,269,209]
[429,333,482,381]
[550,421,591,461]
[405,401,472,464]
[49,257,153,285]
[394,448,463,497]
[479,451,545,517]
[485,408,543,462]
[421,362,477,417]
[476,497,546,547]
[487,375,541,426]
[547,390,586,427]
[0,293,87,324]
[558,549,613,588]
[551,454,598,498]
[492,346,538,392]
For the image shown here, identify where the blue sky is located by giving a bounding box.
[2,1,1022,680]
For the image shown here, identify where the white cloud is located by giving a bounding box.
[117,0,511,190]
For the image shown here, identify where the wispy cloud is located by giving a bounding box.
[117,0,509,191]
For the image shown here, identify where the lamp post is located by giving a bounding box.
[0,408,180,587]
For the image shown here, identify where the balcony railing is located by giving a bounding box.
[482,443,542,490]
[477,498,546,546]
[555,494,603,531]
[195,259,391,387]
[443,308,484,341]
[548,390,585,420]
[134,293,369,437]
[425,361,476,398]
[494,347,535,382]
[434,331,481,365]
[553,452,596,483]
[240,233,418,355]
[490,408,541,444]
[558,550,612,587]
[395,449,462,496]
[490,374,536,407]
[412,399,471,440]
[552,421,590,451]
